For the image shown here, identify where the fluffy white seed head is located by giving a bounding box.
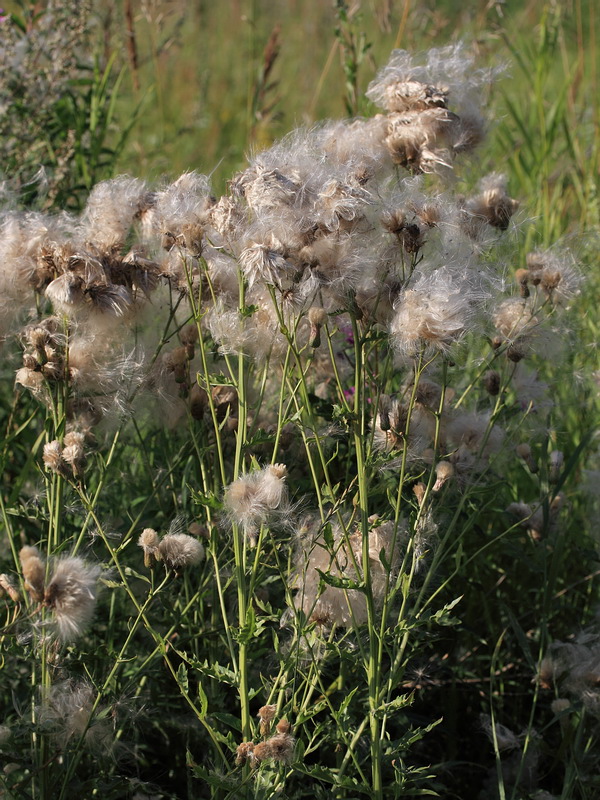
[390,269,480,356]
[223,464,289,542]
[80,176,150,251]
[43,556,102,642]
[37,679,112,753]
[157,533,205,570]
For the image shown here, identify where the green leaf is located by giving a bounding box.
[431,596,463,626]
[190,487,222,511]
[198,681,208,717]
[316,569,364,593]
[235,605,256,644]
[374,693,414,718]
[176,663,189,695]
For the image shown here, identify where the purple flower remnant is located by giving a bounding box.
[336,319,354,347]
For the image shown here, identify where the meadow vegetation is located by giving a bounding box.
[0,1,599,798]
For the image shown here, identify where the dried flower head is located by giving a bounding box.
[43,440,67,475]
[516,443,538,473]
[157,533,205,570]
[235,741,256,767]
[480,714,521,752]
[0,573,21,603]
[483,370,501,396]
[432,461,454,492]
[308,306,327,347]
[223,464,290,543]
[276,718,291,734]
[37,679,112,753]
[463,173,519,232]
[43,556,102,641]
[19,545,45,602]
[390,269,480,356]
[549,450,564,483]
[61,431,86,478]
[138,528,161,567]
[526,248,582,304]
[266,732,295,764]
[258,704,277,736]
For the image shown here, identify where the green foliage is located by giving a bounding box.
[0,0,138,210]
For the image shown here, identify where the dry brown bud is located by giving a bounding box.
[378,394,391,431]
[138,528,160,567]
[211,385,238,421]
[190,384,208,420]
[235,741,255,766]
[180,324,199,348]
[43,441,67,475]
[416,202,440,227]
[515,268,530,298]
[506,344,524,362]
[62,432,86,478]
[551,698,571,715]
[412,482,426,507]
[275,718,291,734]
[19,546,45,602]
[516,442,538,473]
[433,461,454,492]
[541,270,561,293]
[188,522,209,539]
[252,741,272,762]
[515,268,529,285]
[308,307,327,327]
[0,574,21,603]
[483,370,501,396]
[538,655,554,689]
[258,704,277,736]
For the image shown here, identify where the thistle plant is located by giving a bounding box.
[0,39,598,800]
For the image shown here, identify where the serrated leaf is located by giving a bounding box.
[190,487,222,511]
[395,718,442,750]
[235,605,256,644]
[338,686,358,716]
[321,482,341,505]
[198,681,208,717]
[176,663,188,694]
[316,569,364,593]
[374,692,414,718]
[174,653,238,687]
[431,596,462,626]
